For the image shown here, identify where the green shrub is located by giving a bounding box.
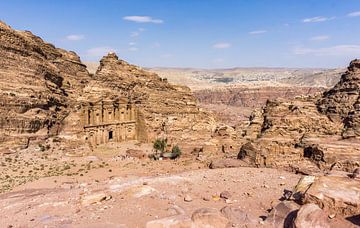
[153,138,167,153]
[171,145,182,159]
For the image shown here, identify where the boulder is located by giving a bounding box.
[294,176,360,217]
[220,206,257,226]
[191,208,230,228]
[209,158,247,169]
[293,203,330,228]
[266,201,300,227]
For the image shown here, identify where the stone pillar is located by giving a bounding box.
[101,105,104,124]
[121,124,125,140]
[115,107,119,122]
[116,126,120,142]
[120,108,125,121]
[91,109,95,126]
[131,107,135,121]
[103,129,107,144]
[83,108,88,126]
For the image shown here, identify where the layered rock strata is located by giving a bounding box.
[0,21,220,153]
[239,60,360,172]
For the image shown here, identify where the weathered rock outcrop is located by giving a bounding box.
[0,21,90,150]
[85,53,218,151]
[195,86,323,108]
[317,59,360,138]
[239,60,360,172]
[0,21,220,153]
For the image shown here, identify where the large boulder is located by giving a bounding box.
[191,208,230,228]
[293,203,330,228]
[265,201,300,227]
[294,175,360,217]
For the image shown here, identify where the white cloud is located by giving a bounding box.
[86,46,116,57]
[123,16,163,24]
[310,35,330,41]
[65,34,84,41]
[294,45,360,56]
[249,30,267,35]
[347,11,360,17]
[129,42,136,46]
[303,16,334,23]
[129,47,138,51]
[213,42,231,49]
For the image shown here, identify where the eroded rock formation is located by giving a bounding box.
[239,60,360,172]
[0,21,90,150]
[0,21,219,154]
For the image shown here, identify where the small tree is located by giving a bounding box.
[153,138,167,154]
[171,145,182,159]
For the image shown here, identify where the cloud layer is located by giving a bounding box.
[213,42,231,49]
[348,11,360,17]
[303,16,334,23]
[123,16,163,24]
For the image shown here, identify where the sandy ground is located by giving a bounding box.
[0,159,300,227]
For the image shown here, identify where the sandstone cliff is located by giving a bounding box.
[0,21,90,150]
[85,53,218,152]
[0,21,220,154]
[240,60,360,172]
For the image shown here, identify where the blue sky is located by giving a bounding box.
[1,0,360,68]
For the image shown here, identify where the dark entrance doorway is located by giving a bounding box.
[108,131,113,140]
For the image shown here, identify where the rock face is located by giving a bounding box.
[293,203,330,228]
[86,53,217,151]
[294,175,360,217]
[317,59,360,138]
[239,60,360,172]
[194,86,324,125]
[195,86,323,109]
[0,21,90,150]
[0,21,217,153]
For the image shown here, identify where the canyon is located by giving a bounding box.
[0,20,359,228]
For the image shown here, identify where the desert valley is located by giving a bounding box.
[0,2,360,227]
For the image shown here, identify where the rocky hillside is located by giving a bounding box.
[0,21,219,154]
[194,86,324,124]
[195,87,323,108]
[0,21,90,150]
[84,53,218,151]
[239,60,360,173]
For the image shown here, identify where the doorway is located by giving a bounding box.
[108,130,113,140]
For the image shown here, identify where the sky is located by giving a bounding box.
[1,0,360,68]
